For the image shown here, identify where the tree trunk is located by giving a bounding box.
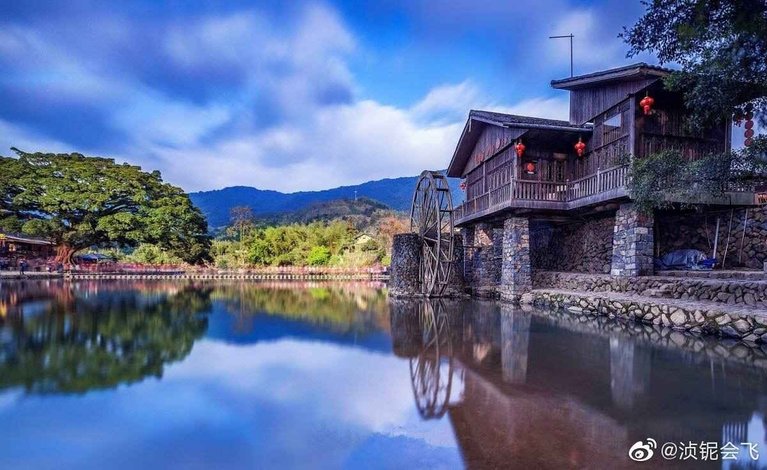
[55,244,77,267]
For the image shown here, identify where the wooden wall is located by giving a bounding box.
[569,78,657,125]
[462,126,523,176]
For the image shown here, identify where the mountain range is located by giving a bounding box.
[189,173,463,228]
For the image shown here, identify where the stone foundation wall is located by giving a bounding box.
[499,217,532,303]
[656,207,767,269]
[533,271,767,307]
[463,223,502,298]
[532,290,767,343]
[611,203,654,276]
[530,214,614,274]
[389,233,421,297]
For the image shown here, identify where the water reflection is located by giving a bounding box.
[2,281,767,468]
[0,280,211,393]
[391,299,767,469]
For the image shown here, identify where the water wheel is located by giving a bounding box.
[410,171,455,297]
[409,300,454,419]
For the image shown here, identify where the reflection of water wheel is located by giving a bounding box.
[409,300,454,419]
[410,171,455,297]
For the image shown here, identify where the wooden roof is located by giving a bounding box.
[446,110,591,177]
[551,62,673,90]
[0,233,54,246]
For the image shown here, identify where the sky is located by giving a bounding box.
[0,0,657,192]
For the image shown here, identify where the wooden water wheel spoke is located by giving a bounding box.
[410,171,455,297]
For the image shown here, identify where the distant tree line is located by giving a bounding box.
[210,205,408,268]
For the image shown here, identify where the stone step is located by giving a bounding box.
[531,288,767,344]
[533,271,767,307]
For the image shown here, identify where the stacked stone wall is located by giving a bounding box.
[532,290,767,343]
[499,217,532,303]
[611,203,654,276]
[533,271,767,307]
[656,207,767,269]
[464,223,502,298]
[530,214,614,274]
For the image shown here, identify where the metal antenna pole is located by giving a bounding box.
[549,34,574,77]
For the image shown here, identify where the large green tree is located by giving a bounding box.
[0,149,211,264]
[622,0,767,130]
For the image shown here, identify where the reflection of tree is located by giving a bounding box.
[409,300,455,420]
[210,282,389,333]
[0,284,211,394]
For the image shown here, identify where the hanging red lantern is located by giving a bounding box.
[639,93,655,115]
[515,140,526,158]
[745,138,754,147]
[574,137,586,157]
[525,161,536,174]
[459,180,466,191]
[745,129,755,139]
[745,120,754,130]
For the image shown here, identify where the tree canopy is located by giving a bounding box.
[0,149,210,264]
[622,0,767,130]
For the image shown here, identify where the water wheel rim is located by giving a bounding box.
[409,171,454,297]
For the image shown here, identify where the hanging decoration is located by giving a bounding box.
[639,92,655,115]
[744,104,754,147]
[574,137,586,157]
[515,139,526,158]
[459,180,467,191]
[524,161,536,175]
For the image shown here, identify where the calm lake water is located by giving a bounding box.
[1,280,767,469]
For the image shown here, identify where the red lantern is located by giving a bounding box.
[459,181,466,191]
[639,93,654,115]
[515,140,526,158]
[745,138,754,147]
[574,137,586,157]
[525,161,536,174]
[745,120,754,130]
[745,129,755,138]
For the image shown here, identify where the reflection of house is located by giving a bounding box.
[390,300,767,468]
[0,233,55,268]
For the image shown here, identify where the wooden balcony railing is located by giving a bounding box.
[455,164,630,221]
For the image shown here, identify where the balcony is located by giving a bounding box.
[455,164,632,224]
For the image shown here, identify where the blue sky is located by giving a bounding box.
[0,0,655,192]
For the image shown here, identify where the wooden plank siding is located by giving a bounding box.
[568,78,657,124]
[454,66,751,225]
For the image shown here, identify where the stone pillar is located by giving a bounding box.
[501,306,531,384]
[500,217,532,303]
[611,203,654,277]
[390,233,421,297]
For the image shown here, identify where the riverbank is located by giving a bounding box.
[531,270,767,345]
[0,268,389,281]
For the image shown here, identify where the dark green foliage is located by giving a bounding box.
[0,149,211,263]
[625,136,767,213]
[623,0,767,131]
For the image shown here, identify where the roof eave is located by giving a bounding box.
[551,66,670,90]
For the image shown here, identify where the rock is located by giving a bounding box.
[670,310,687,326]
[733,318,752,334]
[716,314,731,326]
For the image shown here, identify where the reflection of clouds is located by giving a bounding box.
[167,339,458,447]
[0,339,461,468]
[0,390,20,412]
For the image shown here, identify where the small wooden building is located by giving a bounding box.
[0,233,55,269]
[444,63,761,300]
